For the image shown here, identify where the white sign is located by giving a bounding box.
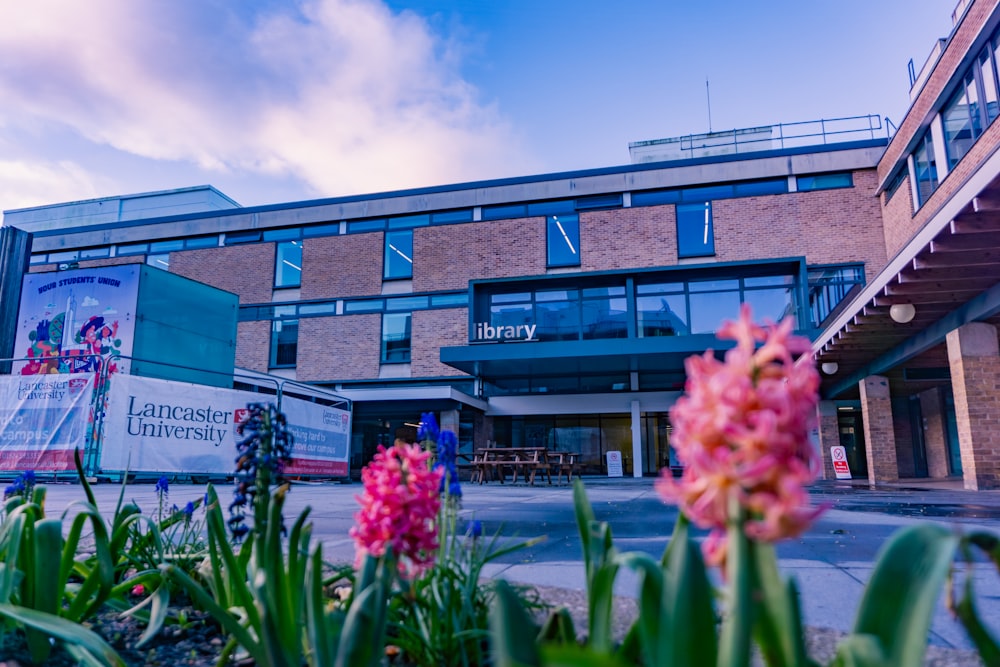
[473,322,537,341]
[830,445,852,480]
[100,374,261,474]
[0,373,95,471]
[282,395,351,477]
[606,450,624,477]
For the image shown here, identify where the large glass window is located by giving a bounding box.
[943,72,983,169]
[381,312,411,363]
[547,214,580,267]
[274,241,302,288]
[536,289,579,341]
[980,44,1000,124]
[796,173,853,192]
[581,287,627,339]
[270,306,298,368]
[808,264,864,327]
[676,202,714,258]
[636,283,688,336]
[688,279,740,333]
[384,230,413,280]
[913,130,938,207]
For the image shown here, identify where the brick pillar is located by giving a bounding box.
[946,322,1000,490]
[817,401,840,481]
[860,375,898,486]
[918,387,950,479]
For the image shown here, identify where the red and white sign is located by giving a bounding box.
[830,445,852,480]
[606,450,623,477]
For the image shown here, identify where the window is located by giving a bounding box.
[270,307,298,368]
[546,214,580,267]
[275,241,302,288]
[943,72,983,168]
[884,168,908,205]
[381,312,411,363]
[384,230,413,280]
[146,254,170,270]
[636,283,688,337]
[796,172,853,192]
[913,130,938,207]
[676,202,714,258]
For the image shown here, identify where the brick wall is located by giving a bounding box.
[919,387,951,478]
[860,375,899,483]
[879,0,999,181]
[411,307,469,377]
[413,218,546,292]
[947,322,1000,490]
[878,0,1000,256]
[170,244,275,304]
[301,234,383,299]
[714,171,885,270]
[29,255,146,273]
[296,314,381,382]
[579,207,678,271]
[236,320,271,372]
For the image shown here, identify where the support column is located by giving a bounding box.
[630,400,643,478]
[817,401,839,481]
[918,387,950,479]
[859,375,898,486]
[946,322,1000,490]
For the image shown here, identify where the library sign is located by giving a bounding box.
[473,322,537,342]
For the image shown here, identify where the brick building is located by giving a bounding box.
[6,0,1000,488]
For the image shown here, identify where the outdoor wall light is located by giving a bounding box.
[889,303,916,324]
[821,361,839,375]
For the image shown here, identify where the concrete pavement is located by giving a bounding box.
[34,475,1000,652]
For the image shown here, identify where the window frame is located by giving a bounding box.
[675,201,715,259]
[546,213,581,268]
[269,308,299,368]
[274,240,303,288]
[384,229,414,280]
[381,312,412,363]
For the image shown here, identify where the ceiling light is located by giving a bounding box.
[889,303,916,324]
[821,361,839,375]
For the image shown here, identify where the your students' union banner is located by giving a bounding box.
[0,374,95,471]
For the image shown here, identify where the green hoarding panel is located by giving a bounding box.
[132,265,238,388]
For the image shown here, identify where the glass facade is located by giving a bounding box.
[274,241,302,288]
[943,72,983,169]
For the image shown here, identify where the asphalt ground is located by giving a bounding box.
[34,476,1000,652]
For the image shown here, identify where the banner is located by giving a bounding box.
[0,374,95,471]
[100,374,260,474]
[13,265,139,376]
[282,395,350,477]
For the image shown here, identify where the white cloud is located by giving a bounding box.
[0,159,106,213]
[0,0,536,202]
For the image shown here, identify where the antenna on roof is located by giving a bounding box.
[706,78,713,133]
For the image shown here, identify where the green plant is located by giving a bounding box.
[387,502,546,667]
[0,479,123,665]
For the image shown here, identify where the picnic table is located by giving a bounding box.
[471,447,580,486]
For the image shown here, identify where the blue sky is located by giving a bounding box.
[0,1,952,212]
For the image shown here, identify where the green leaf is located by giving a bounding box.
[537,607,577,645]
[0,602,125,666]
[850,523,958,667]
[751,540,814,667]
[490,579,542,667]
[951,562,1000,665]
[305,544,336,667]
[831,634,891,667]
[664,519,718,666]
[718,505,752,667]
[335,556,390,667]
[539,643,635,667]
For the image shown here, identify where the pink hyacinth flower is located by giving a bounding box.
[657,305,824,566]
[350,442,443,578]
